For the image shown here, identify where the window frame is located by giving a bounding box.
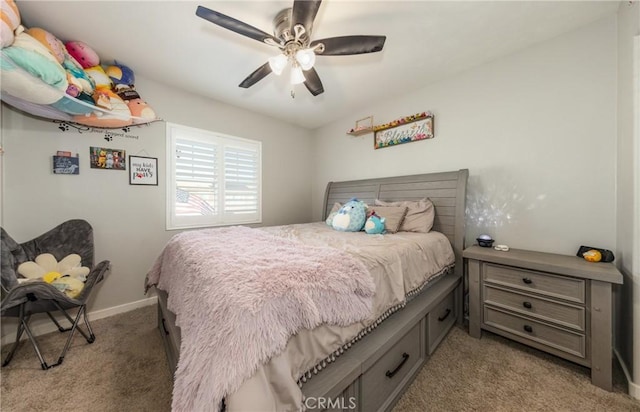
[166,122,262,230]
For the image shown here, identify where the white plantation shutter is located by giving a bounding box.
[167,123,261,229]
[175,138,218,217]
[224,144,260,216]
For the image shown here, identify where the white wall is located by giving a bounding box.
[312,16,618,257]
[0,74,314,335]
[615,0,640,399]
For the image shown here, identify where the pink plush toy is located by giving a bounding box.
[65,40,99,69]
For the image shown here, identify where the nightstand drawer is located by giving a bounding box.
[484,263,585,303]
[484,307,586,358]
[361,322,422,412]
[483,285,585,331]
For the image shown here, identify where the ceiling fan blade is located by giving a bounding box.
[239,63,272,88]
[196,6,280,45]
[311,35,386,56]
[303,68,324,96]
[291,0,322,34]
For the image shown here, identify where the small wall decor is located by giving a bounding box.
[374,111,434,149]
[55,121,147,141]
[53,152,79,175]
[129,155,158,185]
[89,147,126,170]
[346,116,374,136]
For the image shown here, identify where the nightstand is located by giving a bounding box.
[463,245,623,391]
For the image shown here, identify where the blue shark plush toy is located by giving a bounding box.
[364,212,386,234]
[332,198,367,232]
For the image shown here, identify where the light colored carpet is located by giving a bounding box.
[1,305,638,411]
[1,305,172,412]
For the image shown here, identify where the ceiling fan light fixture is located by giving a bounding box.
[290,65,306,85]
[268,54,288,75]
[295,48,316,70]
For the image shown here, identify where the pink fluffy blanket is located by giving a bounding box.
[145,226,375,412]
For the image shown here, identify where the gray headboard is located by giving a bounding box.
[322,169,469,278]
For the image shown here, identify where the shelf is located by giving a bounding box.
[346,127,373,136]
[346,116,373,136]
[372,112,432,133]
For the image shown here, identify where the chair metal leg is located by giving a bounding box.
[7,305,50,370]
[3,303,98,369]
[51,302,93,343]
[21,315,50,370]
[49,304,94,368]
[46,311,71,332]
[2,308,28,367]
[82,306,96,343]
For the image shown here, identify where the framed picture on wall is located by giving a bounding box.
[129,155,158,186]
[374,112,434,149]
[90,147,126,170]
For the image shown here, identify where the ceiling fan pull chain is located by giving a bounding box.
[291,89,296,99]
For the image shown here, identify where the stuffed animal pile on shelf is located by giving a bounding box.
[0,0,157,128]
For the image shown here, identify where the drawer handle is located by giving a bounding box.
[161,318,170,336]
[438,309,452,322]
[385,352,410,379]
[522,278,533,284]
[523,325,533,333]
[523,302,532,309]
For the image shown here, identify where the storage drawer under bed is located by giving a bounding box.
[360,321,424,412]
[427,289,456,355]
[157,290,181,373]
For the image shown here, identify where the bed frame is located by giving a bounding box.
[156,169,469,412]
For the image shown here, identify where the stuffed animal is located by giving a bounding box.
[106,62,156,121]
[332,198,367,232]
[74,65,132,127]
[20,27,96,115]
[364,211,386,234]
[17,253,89,281]
[0,0,20,48]
[105,152,114,168]
[97,150,107,168]
[25,27,64,63]
[65,40,99,69]
[16,253,89,299]
[112,151,122,169]
[27,30,95,99]
[105,62,134,87]
[1,29,68,104]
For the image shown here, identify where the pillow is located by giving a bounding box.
[368,206,408,233]
[374,198,435,233]
[325,202,342,226]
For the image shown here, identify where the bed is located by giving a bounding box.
[149,169,468,412]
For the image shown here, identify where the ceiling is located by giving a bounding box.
[16,1,619,129]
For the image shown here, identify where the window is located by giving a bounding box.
[166,123,261,230]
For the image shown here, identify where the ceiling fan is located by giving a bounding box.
[195,0,386,97]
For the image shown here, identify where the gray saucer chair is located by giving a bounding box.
[1,219,110,370]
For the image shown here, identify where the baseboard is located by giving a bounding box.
[1,296,157,346]
[614,348,640,400]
